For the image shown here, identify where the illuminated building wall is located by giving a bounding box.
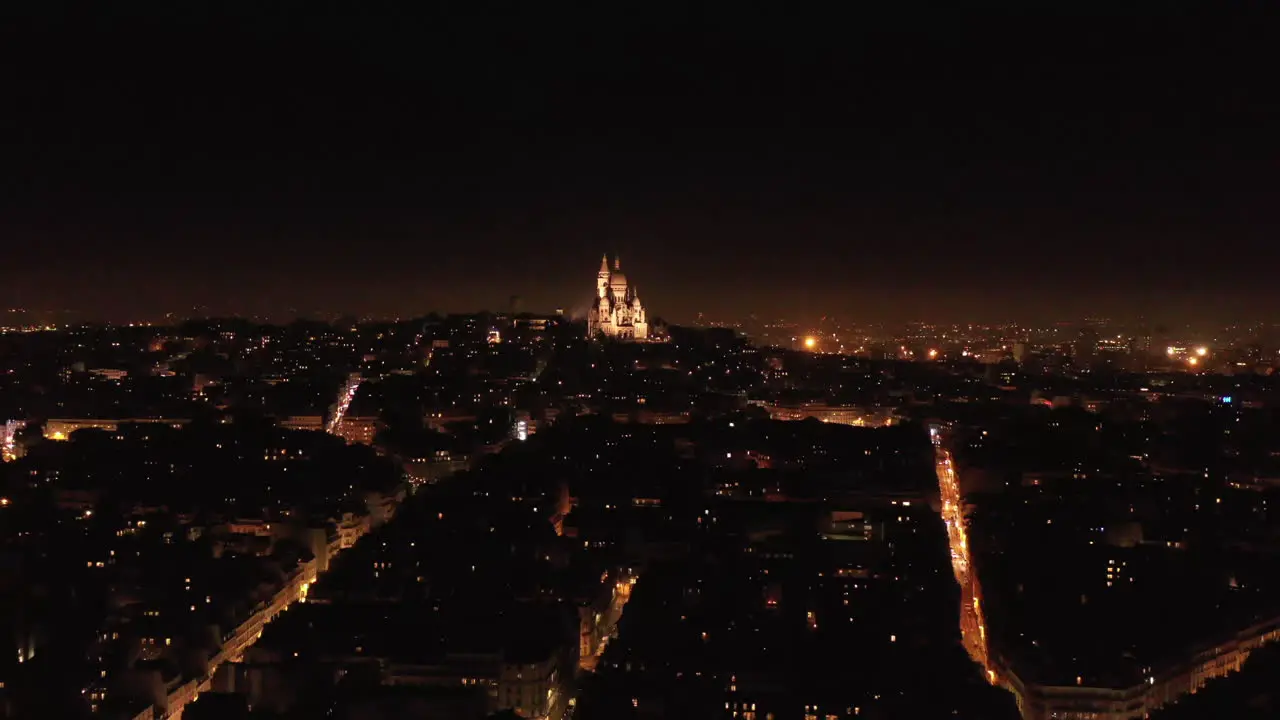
[755,402,899,427]
[44,418,190,440]
[279,415,324,432]
[334,416,379,445]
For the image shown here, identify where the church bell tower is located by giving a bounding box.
[597,254,610,299]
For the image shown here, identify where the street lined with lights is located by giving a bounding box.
[932,427,995,683]
[325,373,362,435]
[1,420,23,463]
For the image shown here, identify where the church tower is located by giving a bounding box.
[597,254,610,299]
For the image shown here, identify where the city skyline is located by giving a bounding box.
[6,300,1280,333]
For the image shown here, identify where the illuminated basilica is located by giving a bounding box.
[588,254,649,341]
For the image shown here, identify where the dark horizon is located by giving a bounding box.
[3,4,1278,325]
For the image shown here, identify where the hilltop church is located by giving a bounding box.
[588,255,649,341]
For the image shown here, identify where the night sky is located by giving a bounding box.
[2,4,1278,324]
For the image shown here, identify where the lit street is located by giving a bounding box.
[933,427,996,683]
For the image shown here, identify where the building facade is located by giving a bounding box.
[588,255,649,341]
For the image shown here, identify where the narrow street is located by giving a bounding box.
[580,571,636,673]
[932,426,996,684]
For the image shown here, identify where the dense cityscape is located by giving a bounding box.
[1,253,1280,720]
[6,4,1279,719]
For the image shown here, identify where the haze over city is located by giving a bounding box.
[3,5,1278,324]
